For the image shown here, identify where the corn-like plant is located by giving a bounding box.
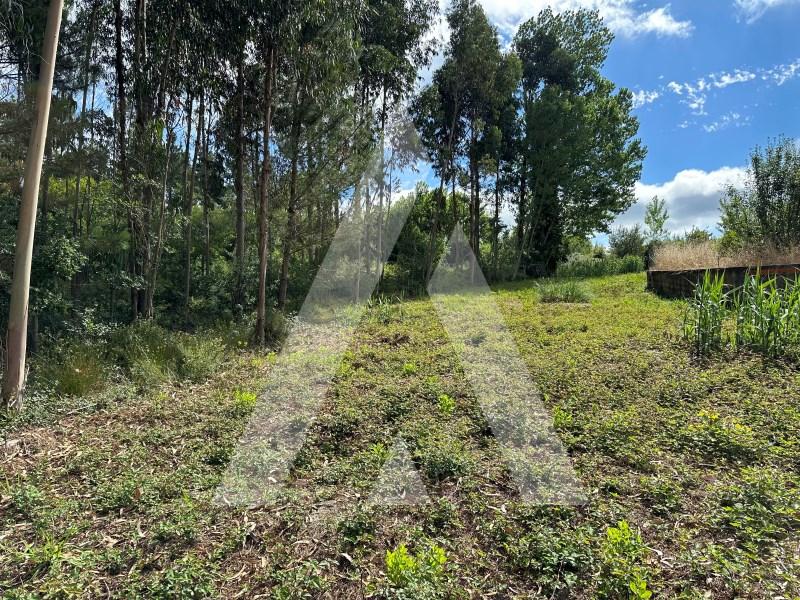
[683,271,728,356]
[684,271,800,359]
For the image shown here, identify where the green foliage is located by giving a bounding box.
[557,255,644,278]
[385,543,447,590]
[712,468,800,548]
[111,322,226,386]
[681,409,761,461]
[683,272,800,358]
[682,271,727,356]
[537,280,592,303]
[231,389,258,416]
[610,225,647,259]
[644,196,669,242]
[154,555,215,599]
[598,521,652,599]
[39,343,108,397]
[437,393,455,416]
[720,136,800,249]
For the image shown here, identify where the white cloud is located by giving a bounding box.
[703,111,751,133]
[763,59,800,85]
[477,0,693,40]
[613,167,748,233]
[664,64,787,118]
[631,89,660,108]
[734,0,800,23]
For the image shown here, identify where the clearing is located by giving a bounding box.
[2,273,799,598]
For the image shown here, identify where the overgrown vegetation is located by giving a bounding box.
[683,271,800,359]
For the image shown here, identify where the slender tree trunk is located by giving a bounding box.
[233,54,246,308]
[113,0,135,318]
[185,91,204,316]
[377,85,387,278]
[493,160,501,281]
[3,0,64,410]
[278,86,302,310]
[202,103,211,277]
[147,126,174,317]
[255,45,275,345]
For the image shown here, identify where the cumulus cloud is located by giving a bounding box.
[631,89,661,108]
[477,0,692,40]
[613,167,748,234]
[734,0,800,23]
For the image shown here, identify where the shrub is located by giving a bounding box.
[41,344,108,397]
[538,280,592,304]
[609,225,647,259]
[557,255,644,278]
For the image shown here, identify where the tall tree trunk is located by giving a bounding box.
[377,85,388,278]
[233,54,246,309]
[493,160,501,281]
[185,91,204,316]
[255,45,275,345]
[113,0,135,318]
[3,0,64,410]
[147,125,174,318]
[278,86,302,311]
[74,0,99,238]
[202,102,211,277]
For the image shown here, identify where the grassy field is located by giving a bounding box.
[2,273,799,598]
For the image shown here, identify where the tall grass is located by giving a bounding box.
[683,272,800,359]
[653,241,800,271]
[537,280,593,303]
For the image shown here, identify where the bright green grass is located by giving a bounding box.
[2,273,799,598]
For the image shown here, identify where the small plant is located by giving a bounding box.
[154,555,215,599]
[598,521,652,599]
[437,394,455,416]
[681,409,761,460]
[231,389,258,416]
[385,543,447,589]
[402,362,418,375]
[538,280,592,303]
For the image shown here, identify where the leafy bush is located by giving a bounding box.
[538,280,593,303]
[557,255,644,278]
[609,225,647,259]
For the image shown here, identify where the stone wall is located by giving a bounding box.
[647,264,800,299]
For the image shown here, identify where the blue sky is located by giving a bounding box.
[402,0,800,240]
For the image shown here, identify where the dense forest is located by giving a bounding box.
[1,0,644,403]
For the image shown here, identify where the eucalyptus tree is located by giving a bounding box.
[438,0,501,271]
[274,0,367,310]
[358,0,436,269]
